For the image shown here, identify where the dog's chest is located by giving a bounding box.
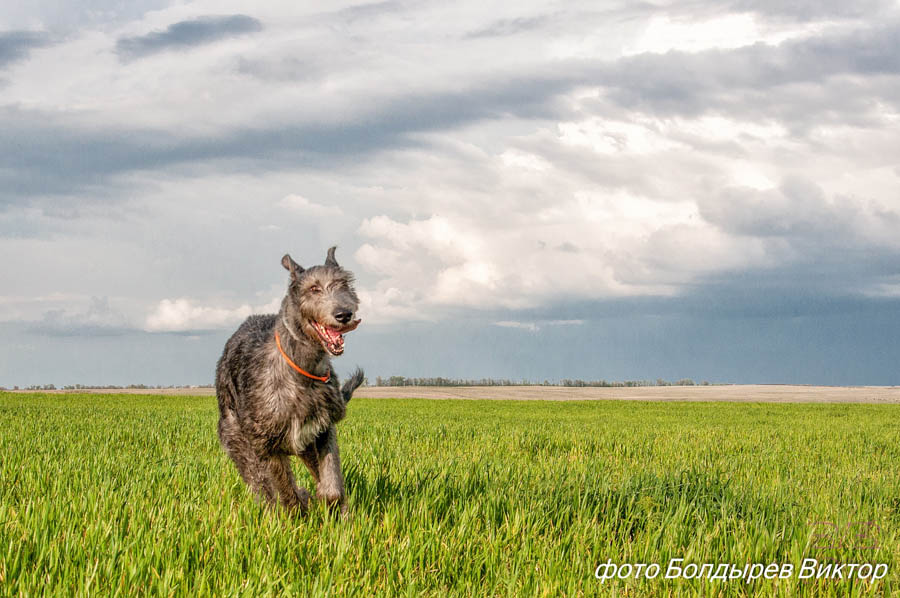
[267,380,338,453]
[260,347,344,453]
[286,409,329,452]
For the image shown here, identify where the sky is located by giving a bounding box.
[2,0,900,387]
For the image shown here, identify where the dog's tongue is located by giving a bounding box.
[322,325,343,345]
[317,320,361,355]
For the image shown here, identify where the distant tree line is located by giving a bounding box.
[371,376,712,387]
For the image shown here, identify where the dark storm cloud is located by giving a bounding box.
[116,14,263,59]
[698,177,900,264]
[7,20,900,206]
[700,178,841,239]
[474,282,900,331]
[599,23,900,121]
[0,30,52,67]
[347,294,900,385]
[0,71,575,206]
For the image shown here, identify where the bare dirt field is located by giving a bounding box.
[355,384,900,403]
[14,384,900,403]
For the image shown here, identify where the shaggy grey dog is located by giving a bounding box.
[215,247,364,514]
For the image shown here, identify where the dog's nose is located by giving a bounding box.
[334,309,353,324]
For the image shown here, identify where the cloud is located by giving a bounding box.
[465,15,554,39]
[494,319,584,332]
[730,0,895,21]
[866,278,900,298]
[278,194,343,218]
[7,18,898,210]
[350,168,744,319]
[335,1,404,24]
[599,23,900,124]
[356,214,533,311]
[494,320,539,332]
[116,15,263,59]
[698,177,900,248]
[29,296,131,336]
[144,296,280,333]
[352,209,608,323]
[0,31,52,68]
[0,63,573,203]
[0,1,172,30]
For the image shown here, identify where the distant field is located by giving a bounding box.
[356,384,900,403]
[1,392,899,596]
[15,384,900,403]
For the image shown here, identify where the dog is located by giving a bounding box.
[215,247,364,514]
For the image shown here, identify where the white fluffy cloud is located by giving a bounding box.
[144,296,280,332]
[346,108,793,319]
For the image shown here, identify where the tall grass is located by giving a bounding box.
[1,393,898,596]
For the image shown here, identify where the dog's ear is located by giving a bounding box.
[281,254,304,280]
[325,246,339,268]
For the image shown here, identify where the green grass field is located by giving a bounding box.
[1,392,898,597]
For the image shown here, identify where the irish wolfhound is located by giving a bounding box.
[215,247,364,514]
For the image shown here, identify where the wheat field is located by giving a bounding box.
[2,392,898,596]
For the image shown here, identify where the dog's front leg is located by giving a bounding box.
[314,425,347,514]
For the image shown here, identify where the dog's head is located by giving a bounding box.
[281,247,361,356]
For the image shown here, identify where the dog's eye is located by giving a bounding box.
[309,285,322,294]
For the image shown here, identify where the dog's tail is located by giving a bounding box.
[341,367,365,403]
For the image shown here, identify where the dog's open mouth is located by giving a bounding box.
[311,319,360,356]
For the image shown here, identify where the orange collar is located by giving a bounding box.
[275,331,330,383]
